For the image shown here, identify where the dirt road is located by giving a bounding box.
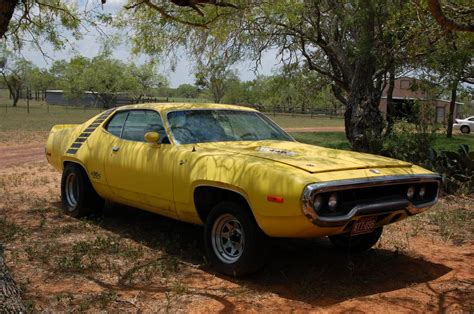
[0,143,45,169]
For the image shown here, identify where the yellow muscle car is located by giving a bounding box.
[45,103,441,275]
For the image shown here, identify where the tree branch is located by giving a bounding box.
[427,0,474,32]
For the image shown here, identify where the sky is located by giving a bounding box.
[20,0,280,87]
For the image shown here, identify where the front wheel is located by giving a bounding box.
[328,227,383,252]
[61,164,104,217]
[460,126,470,134]
[204,201,267,276]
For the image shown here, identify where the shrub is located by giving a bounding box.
[382,119,438,168]
[433,145,474,194]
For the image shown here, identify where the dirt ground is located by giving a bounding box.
[0,139,473,313]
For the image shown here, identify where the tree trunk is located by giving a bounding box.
[0,0,17,38]
[344,0,385,153]
[345,85,385,153]
[385,70,396,136]
[446,80,458,138]
[0,246,26,313]
[11,89,19,107]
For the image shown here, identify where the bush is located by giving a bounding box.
[433,145,474,194]
[383,116,473,194]
[382,119,438,168]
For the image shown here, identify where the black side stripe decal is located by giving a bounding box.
[66,108,115,155]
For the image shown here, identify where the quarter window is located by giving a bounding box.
[105,111,128,137]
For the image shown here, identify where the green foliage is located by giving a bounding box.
[383,120,438,167]
[4,0,103,51]
[50,55,168,108]
[127,62,168,102]
[0,50,36,106]
[175,84,200,99]
[433,145,474,194]
[194,58,238,103]
[383,118,474,194]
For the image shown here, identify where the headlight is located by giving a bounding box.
[312,194,323,212]
[407,186,415,199]
[328,193,338,211]
[419,186,426,198]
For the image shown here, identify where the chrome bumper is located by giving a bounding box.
[301,174,441,227]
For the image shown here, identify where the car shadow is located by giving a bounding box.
[80,203,451,307]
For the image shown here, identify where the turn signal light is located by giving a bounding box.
[267,195,284,203]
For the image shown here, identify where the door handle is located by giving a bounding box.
[112,146,120,152]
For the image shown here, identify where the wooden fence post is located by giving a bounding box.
[26,87,30,114]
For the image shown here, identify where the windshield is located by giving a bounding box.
[167,109,294,144]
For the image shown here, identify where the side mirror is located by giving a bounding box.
[144,131,160,144]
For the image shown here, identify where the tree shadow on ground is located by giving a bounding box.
[76,203,451,307]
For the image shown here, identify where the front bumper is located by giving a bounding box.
[301,174,441,228]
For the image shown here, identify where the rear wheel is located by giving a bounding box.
[61,164,104,217]
[460,126,470,134]
[329,227,383,252]
[204,201,267,276]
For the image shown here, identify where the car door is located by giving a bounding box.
[103,110,177,214]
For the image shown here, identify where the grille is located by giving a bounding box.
[313,182,439,217]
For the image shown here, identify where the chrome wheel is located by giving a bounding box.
[65,172,79,209]
[211,213,245,264]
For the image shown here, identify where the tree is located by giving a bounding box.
[0,0,235,43]
[175,84,199,98]
[127,62,168,102]
[405,3,473,138]
[52,56,121,108]
[423,33,473,137]
[0,51,33,107]
[50,56,91,102]
[124,0,421,152]
[29,67,55,99]
[82,56,134,108]
[194,61,237,103]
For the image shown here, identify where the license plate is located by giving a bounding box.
[351,217,377,235]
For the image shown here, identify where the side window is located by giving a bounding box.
[469,118,474,121]
[121,110,167,142]
[105,111,128,137]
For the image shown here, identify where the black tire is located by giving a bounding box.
[460,126,470,134]
[61,163,104,217]
[204,201,267,276]
[328,227,383,252]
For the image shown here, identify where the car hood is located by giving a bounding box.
[197,140,412,174]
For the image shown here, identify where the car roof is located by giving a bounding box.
[114,103,258,113]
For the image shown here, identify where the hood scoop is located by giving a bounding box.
[256,146,298,157]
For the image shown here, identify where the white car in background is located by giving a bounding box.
[453,116,474,134]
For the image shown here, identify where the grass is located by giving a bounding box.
[267,113,345,128]
[0,101,102,133]
[291,132,474,152]
[291,132,350,149]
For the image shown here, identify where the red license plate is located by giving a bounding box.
[351,217,377,235]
